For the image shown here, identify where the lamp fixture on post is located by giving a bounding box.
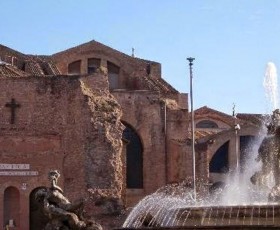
[233,103,241,171]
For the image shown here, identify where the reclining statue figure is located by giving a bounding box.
[251,109,280,202]
[35,170,102,230]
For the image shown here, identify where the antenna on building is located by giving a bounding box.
[232,103,236,117]
[132,47,135,57]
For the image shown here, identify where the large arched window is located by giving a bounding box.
[209,141,229,173]
[4,186,20,227]
[68,60,81,74]
[122,123,143,188]
[196,120,219,128]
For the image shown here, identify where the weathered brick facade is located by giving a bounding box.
[0,41,189,229]
[0,40,263,229]
[0,71,124,229]
[51,41,189,206]
[184,106,264,192]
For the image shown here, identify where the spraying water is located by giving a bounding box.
[220,138,266,205]
[264,62,279,111]
[220,62,280,205]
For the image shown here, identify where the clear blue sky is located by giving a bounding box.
[1,0,280,114]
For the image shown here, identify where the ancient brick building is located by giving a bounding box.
[0,40,265,229]
[185,106,264,191]
[0,41,189,229]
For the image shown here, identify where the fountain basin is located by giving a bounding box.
[175,204,280,227]
[117,226,280,229]
[121,204,280,229]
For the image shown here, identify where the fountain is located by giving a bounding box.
[35,170,103,230]
[119,62,280,229]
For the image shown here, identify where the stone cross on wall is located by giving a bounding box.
[5,98,21,124]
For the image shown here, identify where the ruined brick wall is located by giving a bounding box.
[50,40,190,221]
[79,74,124,194]
[0,73,124,229]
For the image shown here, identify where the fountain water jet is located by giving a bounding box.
[264,62,279,112]
[120,62,280,229]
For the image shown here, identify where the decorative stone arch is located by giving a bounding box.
[208,133,232,162]
[29,187,49,230]
[4,186,20,228]
[196,120,219,128]
[207,129,232,177]
[209,141,230,173]
[122,121,144,188]
[195,114,232,129]
[208,125,261,175]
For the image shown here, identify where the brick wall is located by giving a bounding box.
[0,73,124,229]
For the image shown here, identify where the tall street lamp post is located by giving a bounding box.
[187,57,196,201]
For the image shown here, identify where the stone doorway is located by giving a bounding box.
[4,186,20,228]
[29,187,49,230]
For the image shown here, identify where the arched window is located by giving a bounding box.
[196,120,219,128]
[107,61,120,89]
[88,58,101,74]
[4,186,20,227]
[68,60,81,74]
[122,123,143,188]
[209,141,229,173]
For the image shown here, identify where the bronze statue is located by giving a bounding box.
[35,170,102,230]
[251,109,280,202]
